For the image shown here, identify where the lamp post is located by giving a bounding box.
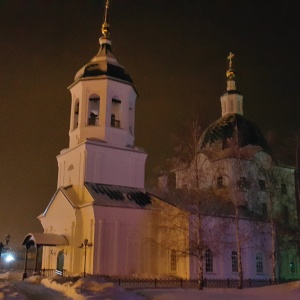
[78,239,92,277]
[0,234,10,270]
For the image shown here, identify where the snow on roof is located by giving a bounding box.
[22,233,68,248]
[85,182,154,209]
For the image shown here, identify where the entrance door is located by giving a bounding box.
[56,250,64,274]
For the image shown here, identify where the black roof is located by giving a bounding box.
[199,114,272,155]
[77,61,133,83]
[74,39,133,84]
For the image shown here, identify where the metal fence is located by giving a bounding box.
[23,270,298,290]
[24,269,69,278]
[102,277,277,289]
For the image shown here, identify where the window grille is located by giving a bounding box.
[205,249,213,273]
[231,251,238,273]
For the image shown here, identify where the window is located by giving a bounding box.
[111,98,121,128]
[205,249,213,273]
[282,205,289,224]
[231,251,238,273]
[73,99,79,129]
[256,252,264,274]
[237,177,248,190]
[217,176,224,188]
[259,180,266,191]
[170,249,177,272]
[290,257,296,274]
[129,105,134,134]
[281,183,287,194]
[88,94,100,126]
[111,114,120,128]
[261,203,267,218]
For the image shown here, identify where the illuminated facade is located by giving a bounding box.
[174,54,299,281]
[22,5,299,282]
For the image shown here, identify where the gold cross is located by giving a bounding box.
[227,52,234,69]
[104,0,109,24]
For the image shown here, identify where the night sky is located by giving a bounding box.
[0,0,300,247]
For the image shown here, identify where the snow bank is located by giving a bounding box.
[41,276,146,300]
[0,271,22,281]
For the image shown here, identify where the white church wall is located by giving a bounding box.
[57,141,147,193]
[39,190,77,272]
[188,215,272,280]
[92,205,156,276]
[57,143,86,199]
[85,142,147,188]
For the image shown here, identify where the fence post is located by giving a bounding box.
[227,278,230,288]
[180,278,183,288]
[118,279,120,286]
[154,278,157,288]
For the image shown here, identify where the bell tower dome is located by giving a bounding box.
[68,0,137,149]
[220,52,244,116]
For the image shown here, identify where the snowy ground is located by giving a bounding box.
[1,271,300,299]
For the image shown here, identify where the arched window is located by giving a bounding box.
[259,179,266,191]
[129,104,134,134]
[256,252,264,274]
[170,249,177,272]
[290,257,296,274]
[111,98,121,128]
[231,251,238,273]
[237,177,248,190]
[205,249,213,273]
[56,250,64,273]
[262,203,267,218]
[281,183,287,194]
[217,176,223,188]
[88,94,100,126]
[73,98,79,129]
[282,205,289,224]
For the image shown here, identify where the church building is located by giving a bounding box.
[22,2,299,282]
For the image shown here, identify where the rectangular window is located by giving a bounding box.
[282,205,289,224]
[262,203,267,218]
[217,176,224,188]
[237,177,248,190]
[205,249,213,273]
[256,253,264,274]
[290,257,296,274]
[170,249,177,272]
[281,183,287,194]
[259,180,266,191]
[231,251,238,273]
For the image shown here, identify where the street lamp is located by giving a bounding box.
[78,239,93,277]
[0,234,10,269]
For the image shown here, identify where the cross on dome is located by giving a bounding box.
[227,52,234,69]
[226,51,236,80]
[101,0,110,38]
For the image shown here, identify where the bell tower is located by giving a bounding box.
[68,1,136,149]
[220,52,244,116]
[56,0,147,196]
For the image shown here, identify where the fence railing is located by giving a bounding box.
[24,269,68,278]
[24,270,299,290]
[102,277,278,289]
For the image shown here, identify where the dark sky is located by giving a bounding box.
[0,0,300,247]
